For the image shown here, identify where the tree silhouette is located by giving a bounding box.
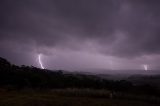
[0,56,159,96]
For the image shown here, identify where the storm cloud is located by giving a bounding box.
[1,0,160,71]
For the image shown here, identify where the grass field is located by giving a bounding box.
[0,89,159,106]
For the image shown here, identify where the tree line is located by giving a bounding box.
[0,57,159,96]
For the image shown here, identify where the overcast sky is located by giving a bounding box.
[1,0,160,73]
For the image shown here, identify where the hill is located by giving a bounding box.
[0,57,160,105]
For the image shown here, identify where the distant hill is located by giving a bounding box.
[127,75,160,88]
[0,56,160,97]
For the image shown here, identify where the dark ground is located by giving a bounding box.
[0,89,159,106]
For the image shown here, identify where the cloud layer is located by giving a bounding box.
[1,0,160,71]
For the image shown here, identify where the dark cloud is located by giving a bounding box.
[0,0,160,71]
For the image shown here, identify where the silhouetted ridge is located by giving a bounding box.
[0,56,159,97]
[0,57,11,69]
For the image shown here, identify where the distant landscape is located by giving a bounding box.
[0,57,160,106]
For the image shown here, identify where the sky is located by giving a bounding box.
[0,0,160,73]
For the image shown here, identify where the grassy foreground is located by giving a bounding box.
[0,89,159,106]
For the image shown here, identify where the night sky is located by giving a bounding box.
[1,0,160,73]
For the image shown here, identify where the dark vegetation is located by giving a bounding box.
[0,57,160,105]
[0,89,160,106]
[0,57,160,96]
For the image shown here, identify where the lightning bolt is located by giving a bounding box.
[143,64,148,71]
[38,54,45,69]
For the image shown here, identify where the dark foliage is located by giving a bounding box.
[0,57,159,96]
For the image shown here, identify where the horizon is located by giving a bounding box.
[2,56,160,75]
